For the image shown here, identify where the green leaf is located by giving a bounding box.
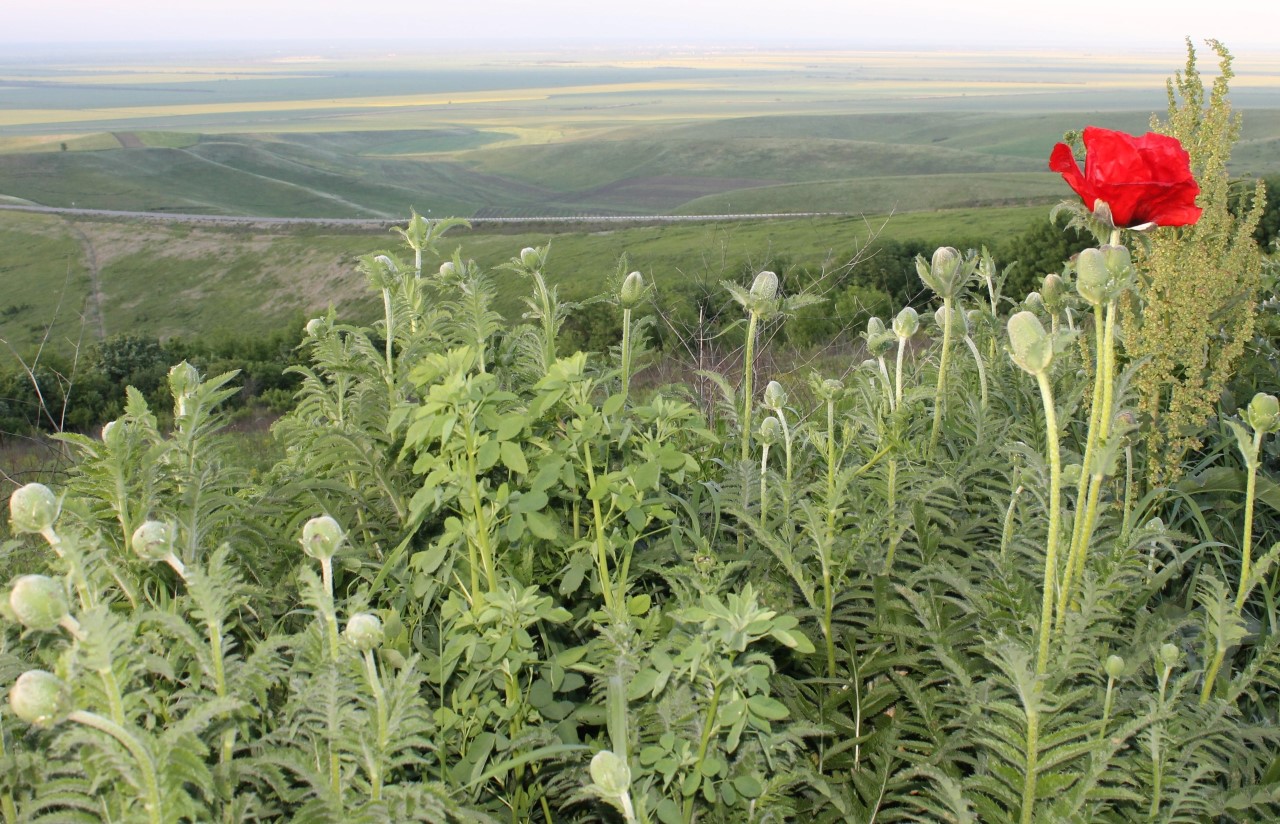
[627,593,652,616]
[500,440,528,474]
[603,392,626,417]
[526,510,558,540]
[747,694,789,721]
[733,774,763,799]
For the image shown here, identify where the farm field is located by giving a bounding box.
[2,47,1279,220]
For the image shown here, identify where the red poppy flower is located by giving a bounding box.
[1049,126,1202,228]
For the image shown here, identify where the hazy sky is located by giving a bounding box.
[2,0,1273,51]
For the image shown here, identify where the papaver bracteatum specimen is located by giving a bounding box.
[1049,126,1202,228]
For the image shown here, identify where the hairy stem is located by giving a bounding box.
[1034,370,1063,676]
[928,296,954,453]
[69,710,163,824]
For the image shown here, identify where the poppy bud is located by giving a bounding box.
[9,670,71,728]
[9,575,69,632]
[893,306,919,339]
[1104,654,1125,679]
[345,612,384,652]
[1007,311,1053,376]
[763,380,787,410]
[168,361,199,400]
[589,749,632,797]
[520,247,541,268]
[620,271,645,309]
[131,521,175,562]
[750,270,779,302]
[1246,393,1280,434]
[301,515,344,561]
[9,483,59,535]
[1075,249,1108,306]
[1158,643,1180,668]
[1041,273,1066,313]
[305,318,325,337]
[865,317,895,357]
[1100,245,1131,276]
[816,378,844,401]
[758,415,782,446]
[438,260,456,277]
[101,420,119,443]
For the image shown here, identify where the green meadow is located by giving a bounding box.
[1,46,1278,351]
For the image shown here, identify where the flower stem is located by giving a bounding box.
[1034,370,1063,676]
[68,710,163,824]
[928,297,954,453]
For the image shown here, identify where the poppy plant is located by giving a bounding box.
[1049,126,1202,228]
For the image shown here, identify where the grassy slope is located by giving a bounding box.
[0,205,1047,354]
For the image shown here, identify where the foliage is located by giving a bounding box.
[4,53,1279,818]
[1124,40,1267,485]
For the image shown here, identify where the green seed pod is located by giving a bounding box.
[758,415,782,447]
[9,575,69,632]
[345,612,384,653]
[301,515,344,561]
[9,483,59,535]
[1104,654,1125,679]
[131,521,175,563]
[9,670,71,728]
[1247,392,1280,434]
[893,306,919,339]
[620,271,645,309]
[1007,311,1054,376]
[750,270,779,302]
[762,380,787,410]
[520,247,541,268]
[1158,643,1180,668]
[1075,248,1108,306]
[589,749,632,798]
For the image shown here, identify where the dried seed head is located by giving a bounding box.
[9,575,69,632]
[9,483,59,535]
[9,670,71,728]
[301,515,344,561]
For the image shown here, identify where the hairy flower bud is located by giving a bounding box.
[590,749,632,797]
[816,378,844,401]
[1104,654,1125,679]
[1007,311,1054,376]
[763,380,787,411]
[758,415,782,446]
[9,670,71,728]
[892,306,919,339]
[917,246,966,298]
[865,317,895,358]
[620,271,645,309]
[9,575,69,632]
[749,271,778,303]
[305,317,325,337]
[1247,393,1280,435]
[1041,272,1066,314]
[345,612,384,652]
[1023,291,1044,311]
[520,247,541,268]
[1158,643,1180,669]
[9,483,59,535]
[131,521,175,562]
[301,515,344,561]
[438,260,457,277]
[1075,248,1109,306]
